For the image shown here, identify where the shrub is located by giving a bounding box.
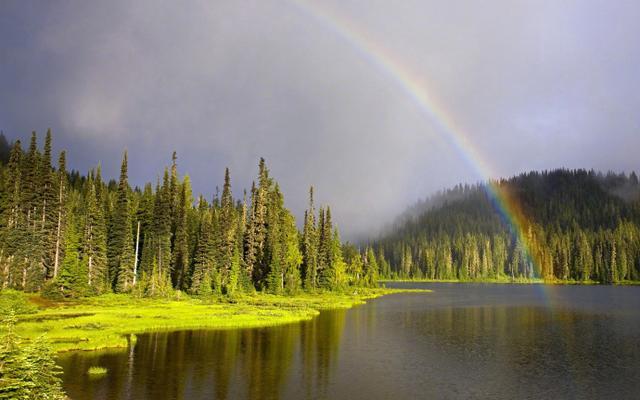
[0,289,37,315]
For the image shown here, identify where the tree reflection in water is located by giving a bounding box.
[58,309,347,400]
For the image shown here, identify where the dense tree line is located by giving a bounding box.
[373,169,640,283]
[0,131,376,297]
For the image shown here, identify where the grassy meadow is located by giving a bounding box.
[2,288,428,352]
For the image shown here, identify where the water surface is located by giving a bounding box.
[59,283,640,399]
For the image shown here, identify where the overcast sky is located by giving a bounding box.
[1,0,639,240]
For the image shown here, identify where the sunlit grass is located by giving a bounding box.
[6,288,428,352]
[87,366,108,376]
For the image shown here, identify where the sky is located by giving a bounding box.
[1,0,639,241]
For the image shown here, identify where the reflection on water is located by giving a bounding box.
[59,284,640,400]
[59,309,347,400]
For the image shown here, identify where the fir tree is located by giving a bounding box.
[171,177,191,290]
[219,168,238,293]
[84,176,108,292]
[302,187,318,290]
[108,151,136,292]
[0,312,66,399]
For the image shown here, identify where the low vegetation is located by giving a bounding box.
[0,311,66,399]
[6,288,425,353]
[87,366,108,376]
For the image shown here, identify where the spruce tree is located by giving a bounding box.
[0,312,66,399]
[219,168,238,292]
[154,170,172,276]
[191,199,214,294]
[40,130,58,279]
[171,177,191,290]
[52,151,67,280]
[54,210,88,298]
[108,151,136,292]
[363,247,379,287]
[302,187,318,290]
[84,176,108,292]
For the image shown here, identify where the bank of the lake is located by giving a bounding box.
[11,288,427,352]
[59,282,640,400]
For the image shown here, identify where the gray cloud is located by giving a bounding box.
[1,0,639,240]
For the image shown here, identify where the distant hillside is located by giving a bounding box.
[373,169,640,283]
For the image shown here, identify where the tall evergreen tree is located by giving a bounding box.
[219,168,238,293]
[302,187,318,290]
[108,151,135,292]
[83,175,108,292]
[171,177,191,290]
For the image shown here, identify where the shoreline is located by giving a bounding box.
[13,288,429,353]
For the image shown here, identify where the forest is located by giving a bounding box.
[373,169,640,283]
[0,131,379,298]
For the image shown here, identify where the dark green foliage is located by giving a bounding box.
[190,201,215,294]
[47,210,90,298]
[375,169,640,283]
[302,187,318,290]
[0,312,66,399]
[0,290,37,315]
[84,175,109,293]
[363,247,379,287]
[171,177,191,290]
[107,151,134,291]
[0,132,10,164]
[0,131,362,299]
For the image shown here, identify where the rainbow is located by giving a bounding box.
[287,0,543,278]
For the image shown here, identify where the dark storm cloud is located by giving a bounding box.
[1,0,639,240]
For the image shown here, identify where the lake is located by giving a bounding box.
[58,283,640,399]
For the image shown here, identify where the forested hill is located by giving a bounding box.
[0,131,379,297]
[373,169,640,283]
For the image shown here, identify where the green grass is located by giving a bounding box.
[5,288,428,352]
[87,366,108,376]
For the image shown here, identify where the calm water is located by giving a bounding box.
[58,283,640,400]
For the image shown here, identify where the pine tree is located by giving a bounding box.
[108,151,136,292]
[115,218,136,293]
[136,183,156,277]
[265,185,284,293]
[318,206,336,289]
[84,175,108,292]
[1,141,23,288]
[244,159,269,288]
[302,187,318,290]
[327,229,347,290]
[191,200,214,294]
[348,252,363,286]
[40,129,58,279]
[154,170,172,276]
[171,177,191,290]
[283,211,303,294]
[219,168,238,293]
[53,210,88,298]
[0,312,66,399]
[51,151,67,281]
[363,247,379,287]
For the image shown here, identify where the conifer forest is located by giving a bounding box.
[373,170,640,283]
[0,131,378,298]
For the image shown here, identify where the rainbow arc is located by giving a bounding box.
[287,0,542,277]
